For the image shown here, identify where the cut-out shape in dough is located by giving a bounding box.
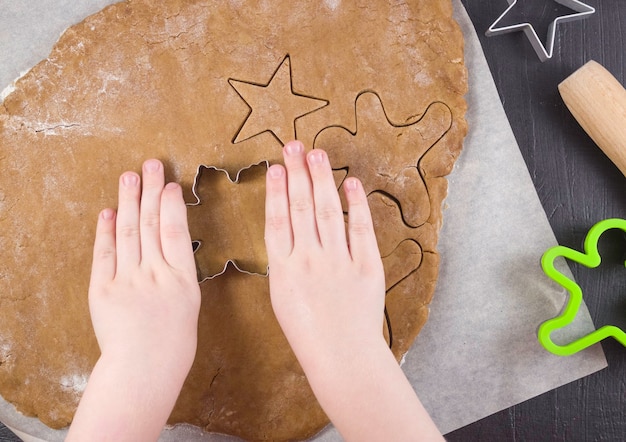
[366,192,438,259]
[188,162,269,281]
[314,92,453,227]
[381,239,424,348]
[229,55,328,145]
[383,239,423,291]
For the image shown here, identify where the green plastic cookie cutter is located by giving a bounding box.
[538,218,626,356]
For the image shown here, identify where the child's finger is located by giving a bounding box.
[89,208,117,290]
[265,164,293,259]
[160,182,196,275]
[344,177,381,264]
[282,141,319,248]
[115,171,141,272]
[139,159,165,262]
[307,149,348,254]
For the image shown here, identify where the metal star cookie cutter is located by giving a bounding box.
[538,218,626,356]
[486,0,595,62]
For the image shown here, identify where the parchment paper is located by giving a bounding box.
[0,0,607,440]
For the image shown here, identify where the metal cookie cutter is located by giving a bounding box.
[486,0,595,62]
[188,160,270,282]
[538,218,626,356]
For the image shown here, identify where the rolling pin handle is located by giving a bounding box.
[558,60,626,178]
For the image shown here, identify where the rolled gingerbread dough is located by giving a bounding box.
[0,0,467,440]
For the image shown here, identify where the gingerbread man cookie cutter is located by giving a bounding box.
[486,0,595,62]
[188,161,270,281]
[538,218,626,356]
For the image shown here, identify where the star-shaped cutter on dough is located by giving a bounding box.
[538,218,626,356]
[486,0,595,62]
[229,55,328,145]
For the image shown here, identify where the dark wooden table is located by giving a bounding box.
[2,1,624,441]
[447,0,626,440]
[0,424,14,441]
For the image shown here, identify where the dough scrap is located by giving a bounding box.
[0,0,467,440]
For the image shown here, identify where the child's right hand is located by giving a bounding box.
[265,140,443,441]
[264,140,387,370]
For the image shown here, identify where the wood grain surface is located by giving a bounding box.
[1,0,624,440]
[0,426,16,442]
[447,0,626,440]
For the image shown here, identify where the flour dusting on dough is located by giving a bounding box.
[414,70,434,87]
[60,374,88,395]
[399,352,408,367]
[0,84,15,102]
[0,341,12,368]
[0,343,11,358]
[324,0,341,11]
[1,69,32,101]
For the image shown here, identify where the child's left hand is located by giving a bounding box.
[88,158,200,376]
[67,159,200,442]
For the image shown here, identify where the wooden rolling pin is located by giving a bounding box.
[559,60,626,177]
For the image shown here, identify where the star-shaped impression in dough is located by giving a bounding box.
[486,0,595,62]
[229,55,328,144]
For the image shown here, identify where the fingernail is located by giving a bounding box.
[284,141,303,155]
[101,208,115,220]
[268,165,284,178]
[308,150,324,165]
[345,177,359,191]
[165,182,179,190]
[144,159,161,172]
[122,173,139,187]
